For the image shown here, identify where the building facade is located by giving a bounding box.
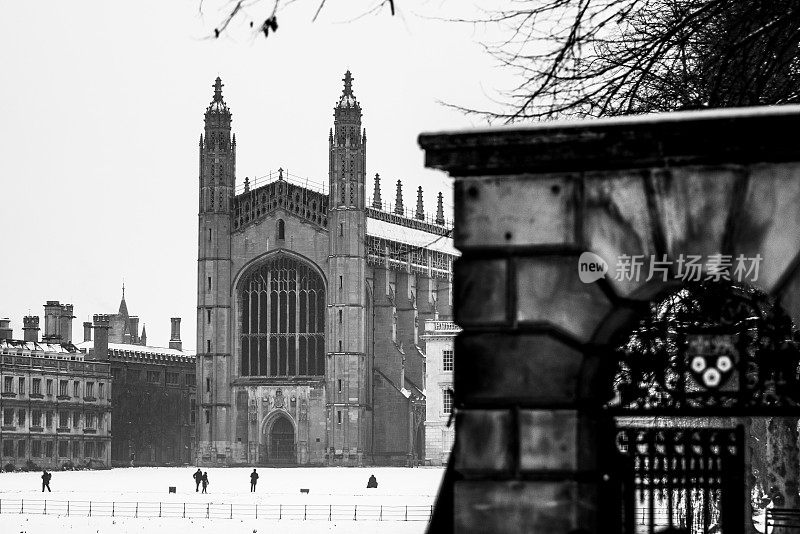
[0,313,112,470]
[196,73,458,466]
[78,295,196,466]
[422,319,459,466]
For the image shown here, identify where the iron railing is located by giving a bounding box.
[0,498,433,522]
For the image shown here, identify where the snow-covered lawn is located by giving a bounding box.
[0,466,445,533]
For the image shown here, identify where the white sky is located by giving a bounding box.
[0,1,510,350]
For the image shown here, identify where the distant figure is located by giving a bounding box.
[250,469,259,492]
[201,472,209,494]
[366,474,378,489]
[193,468,203,492]
[41,470,51,492]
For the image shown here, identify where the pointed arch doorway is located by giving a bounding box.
[265,414,296,464]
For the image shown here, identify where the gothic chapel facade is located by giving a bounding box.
[196,73,456,466]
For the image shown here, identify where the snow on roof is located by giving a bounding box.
[338,95,359,108]
[366,217,459,256]
[75,341,195,358]
[0,339,81,355]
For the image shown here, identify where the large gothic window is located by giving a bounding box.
[239,255,325,377]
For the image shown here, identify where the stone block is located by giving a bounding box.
[454,259,508,326]
[454,480,597,534]
[454,409,513,474]
[516,256,612,343]
[455,334,584,404]
[455,175,576,248]
[518,410,577,472]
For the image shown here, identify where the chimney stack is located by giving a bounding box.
[0,319,12,341]
[91,314,110,361]
[59,304,74,343]
[43,301,62,342]
[129,316,140,344]
[169,317,182,351]
[23,316,40,342]
[83,321,92,342]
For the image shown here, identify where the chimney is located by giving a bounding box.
[43,300,62,342]
[83,321,92,342]
[0,319,12,341]
[129,316,140,344]
[169,317,182,351]
[59,303,75,343]
[23,316,40,342]
[91,314,110,361]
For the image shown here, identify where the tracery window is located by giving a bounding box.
[240,255,325,377]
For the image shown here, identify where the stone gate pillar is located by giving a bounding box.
[419,106,800,533]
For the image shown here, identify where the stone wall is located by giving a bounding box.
[420,106,800,533]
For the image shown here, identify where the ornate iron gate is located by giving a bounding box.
[615,426,744,534]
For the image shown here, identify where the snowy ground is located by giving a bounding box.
[0,466,445,533]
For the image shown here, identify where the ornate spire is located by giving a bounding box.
[206,77,230,115]
[244,177,250,193]
[343,70,353,96]
[372,173,382,209]
[436,192,446,225]
[140,323,147,346]
[336,70,361,113]
[213,77,223,102]
[118,284,129,318]
[394,180,404,215]
[415,186,424,220]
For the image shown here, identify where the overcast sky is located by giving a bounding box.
[0,1,509,350]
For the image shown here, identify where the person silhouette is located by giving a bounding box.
[193,468,203,492]
[201,472,209,494]
[250,469,259,492]
[41,470,51,492]
[366,474,378,488]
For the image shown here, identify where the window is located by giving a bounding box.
[59,380,68,396]
[46,379,53,395]
[186,374,196,387]
[277,219,285,240]
[443,389,453,414]
[73,381,80,397]
[207,309,212,323]
[205,410,210,424]
[147,370,160,384]
[84,441,94,458]
[338,379,342,393]
[207,276,212,291]
[45,441,54,458]
[72,441,80,459]
[17,440,25,457]
[3,408,13,426]
[3,376,12,393]
[166,372,179,385]
[32,410,41,427]
[96,441,105,457]
[338,310,342,324]
[45,411,53,428]
[58,441,68,458]
[206,378,211,392]
[59,411,68,428]
[238,255,327,377]
[86,382,94,398]
[339,222,344,236]
[207,340,211,353]
[207,228,212,242]
[337,410,342,425]
[442,350,454,372]
[32,378,41,395]
[18,377,25,394]
[339,275,343,289]
[339,340,342,352]
[18,409,26,427]
[32,440,42,457]
[98,383,105,398]
[190,399,197,425]
[2,440,13,457]
[86,413,96,429]
[73,411,80,429]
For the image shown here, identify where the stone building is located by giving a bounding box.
[0,309,112,470]
[422,319,459,466]
[196,72,457,466]
[78,294,195,466]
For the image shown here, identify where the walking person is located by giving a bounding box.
[41,470,51,492]
[201,471,209,494]
[193,468,203,492]
[250,469,259,492]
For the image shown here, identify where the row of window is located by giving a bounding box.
[2,376,106,399]
[2,439,106,459]
[110,369,195,387]
[2,408,106,431]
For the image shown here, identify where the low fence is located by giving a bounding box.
[0,498,433,522]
